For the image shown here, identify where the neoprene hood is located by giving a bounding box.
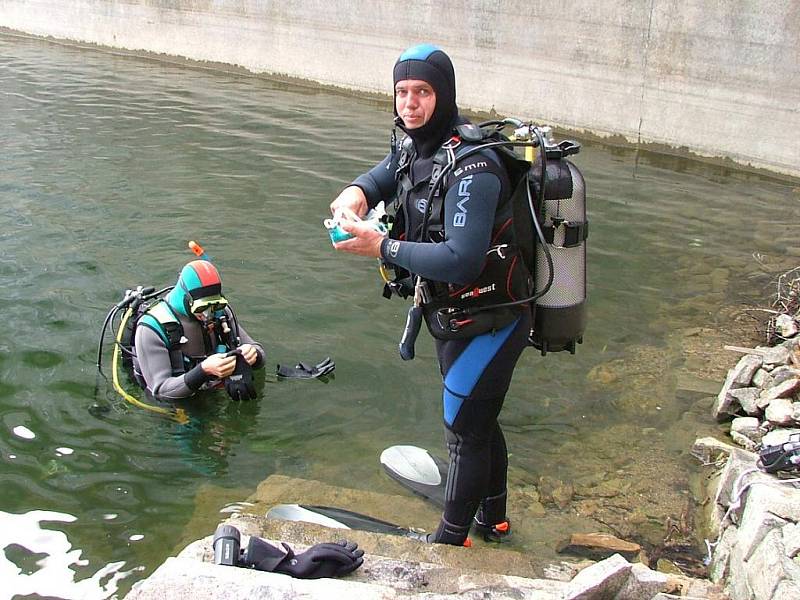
[166,260,227,316]
[393,43,458,155]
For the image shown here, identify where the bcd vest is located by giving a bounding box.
[384,130,532,315]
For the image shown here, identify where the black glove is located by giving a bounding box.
[224,353,257,401]
[276,357,335,379]
[245,536,363,579]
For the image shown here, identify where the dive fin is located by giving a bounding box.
[380,445,448,508]
[267,503,410,536]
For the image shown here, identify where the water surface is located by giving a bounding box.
[1,31,798,596]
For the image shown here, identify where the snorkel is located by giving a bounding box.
[184,242,240,352]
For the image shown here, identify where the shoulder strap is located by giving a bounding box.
[138,300,186,376]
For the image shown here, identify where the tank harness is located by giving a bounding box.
[382,119,588,355]
[131,299,189,386]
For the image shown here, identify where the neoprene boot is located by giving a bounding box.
[473,491,512,543]
[407,517,472,547]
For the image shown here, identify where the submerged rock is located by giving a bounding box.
[556,532,641,561]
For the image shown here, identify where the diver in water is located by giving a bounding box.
[132,260,265,401]
[330,44,531,545]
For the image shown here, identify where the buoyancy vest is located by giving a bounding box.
[127,299,237,388]
[385,126,532,314]
[136,300,187,379]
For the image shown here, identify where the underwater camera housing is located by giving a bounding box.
[324,207,387,245]
[758,433,800,474]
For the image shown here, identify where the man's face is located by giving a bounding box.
[395,79,436,130]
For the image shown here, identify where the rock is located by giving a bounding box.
[730,387,761,416]
[765,398,795,426]
[682,576,728,600]
[128,528,572,600]
[776,314,799,338]
[758,344,792,366]
[562,553,631,600]
[538,476,574,509]
[708,526,735,583]
[772,578,800,600]
[556,533,641,561]
[691,436,735,463]
[758,378,800,411]
[542,560,592,582]
[732,354,763,384]
[587,363,618,386]
[752,367,774,388]
[746,528,800,600]
[736,490,791,561]
[712,447,764,515]
[713,354,764,421]
[713,370,740,422]
[655,559,683,575]
[615,562,668,600]
[730,417,761,439]
[742,479,800,524]
[762,428,800,447]
[770,366,800,387]
[782,522,800,559]
[730,430,758,451]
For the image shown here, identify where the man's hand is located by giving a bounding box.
[237,343,259,366]
[201,353,236,378]
[330,186,367,221]
[334,220,385,258]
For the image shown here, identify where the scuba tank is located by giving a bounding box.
[520,127,588,355]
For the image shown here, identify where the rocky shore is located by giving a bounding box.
[696,327,800,599]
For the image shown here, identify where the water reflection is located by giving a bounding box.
[0,510,136,599]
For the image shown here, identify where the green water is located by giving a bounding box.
[1,31,798,597]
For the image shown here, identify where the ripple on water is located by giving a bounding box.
[20,350,63,369]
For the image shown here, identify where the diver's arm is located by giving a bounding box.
[332,153,398,217]
[380,171,501,285]
[135,326,211,400]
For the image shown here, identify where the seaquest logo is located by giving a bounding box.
[453,175,472,227]
[460,283,496,300]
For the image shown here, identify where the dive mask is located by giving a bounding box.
[190,295,228,316]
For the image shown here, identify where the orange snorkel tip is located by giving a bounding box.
[188,240,205,257]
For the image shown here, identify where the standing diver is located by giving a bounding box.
[330,44,531,545]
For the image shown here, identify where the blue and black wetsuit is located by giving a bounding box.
[351,44,530,544]
[355,141,530,544]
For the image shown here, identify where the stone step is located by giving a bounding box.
[125,474,716,599]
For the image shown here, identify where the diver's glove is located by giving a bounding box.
[276,357,335,379]
[245,536,363,579]
[224,353,257,400]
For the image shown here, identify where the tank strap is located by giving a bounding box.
[542,220,589,248]
[139,301,186,376]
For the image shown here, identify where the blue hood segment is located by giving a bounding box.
[398,43,441,62]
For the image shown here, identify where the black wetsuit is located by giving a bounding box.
[353,134,530,543]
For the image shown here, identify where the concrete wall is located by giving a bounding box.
[1,0,798,178]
